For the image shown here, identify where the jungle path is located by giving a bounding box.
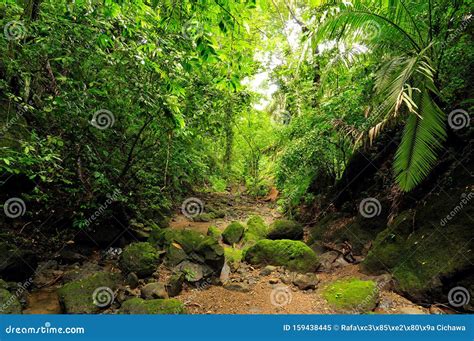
[167,191,432,315]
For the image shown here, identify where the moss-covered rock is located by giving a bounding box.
[192,213,215,222]
[207,226,222,240]
[222,222,245,245]
[323,278,378,313]
[120,242,160,278]
[244,239,319,272]
[0,288,22,314]
[243,216,267,245]
[120,298,185,314]
[361,190,474,306]
[149,229,225,275]
[57,272,122,314]
[267,220,304,240]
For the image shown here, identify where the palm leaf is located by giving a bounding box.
[393,86,446,191]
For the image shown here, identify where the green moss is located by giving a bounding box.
[120,242,160,278]
[361,201,474,300]
[149,229,225,274]
[0,288,22,314]
[267,220,304,240]
[207,226,222,240]
[222,222,245,245]
[193,213,215,222]
[120,298,186,314]
[246,216,268,238]
[57,272,122,314]
[224,247,243,265]
[323,278,378,313]
[244,239,319,272]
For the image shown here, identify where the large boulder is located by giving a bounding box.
[57,272,122,314]
[119,298,185,314]
[149,229,225,276]
[361,189,474,310]
[222,222,245,245]
[0,241,37,281]
[244,239,319,273]
[323,278,378,313]
[119,242,160,278]
[267,220,304,240]
[0,288,22,314]
[243,216,268,245]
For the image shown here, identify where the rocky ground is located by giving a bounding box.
[0,191,455,316]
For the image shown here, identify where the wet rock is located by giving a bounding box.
[120,298,185,314]
[224,283,250,293]
[293,273,319,290]
[166,274,184,297]
[141,282,168,300]
[126,272,139,289]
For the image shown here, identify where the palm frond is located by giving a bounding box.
[393,86,446,191]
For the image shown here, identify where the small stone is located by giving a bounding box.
[126,272,139,289]
[269,278,279,284]
[293,273,319,290]
[166,274,185,297]
[259,265,277,276]
[141,282,168,300]
[223,283,250,293]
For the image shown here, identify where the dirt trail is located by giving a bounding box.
[169,192,432,315]
[23,191,436,315]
